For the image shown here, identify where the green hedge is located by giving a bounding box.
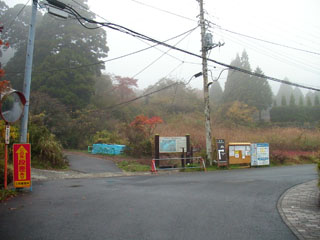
[270,106,320,123]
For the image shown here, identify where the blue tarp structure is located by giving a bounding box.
[90,144,126,155]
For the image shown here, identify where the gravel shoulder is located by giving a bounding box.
[31,168,152,181]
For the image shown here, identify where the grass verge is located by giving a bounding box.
[0,189,18,202]
[117,161,150,172]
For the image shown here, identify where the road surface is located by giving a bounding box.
[0,154,317,240]
[66,153,122,173]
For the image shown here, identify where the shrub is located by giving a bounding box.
[0,161,13,188]
[124,115,163,157]
[270,152,288,165]
[318,159,320,188]
[29,114,67,169]
[92,130,125,145]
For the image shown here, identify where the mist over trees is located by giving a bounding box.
[214,50,273,123]
[1,1,319,153]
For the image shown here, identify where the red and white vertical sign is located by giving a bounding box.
[13,144,31,188]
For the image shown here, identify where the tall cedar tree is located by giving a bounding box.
[276,80,293,106]
[223,50,272,120]
[3,0,109,110]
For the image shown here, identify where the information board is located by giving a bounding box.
[159,137,187,153]
[13,144,31,188]
[251,143,269,166]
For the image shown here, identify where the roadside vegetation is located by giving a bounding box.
[0,0,319,190]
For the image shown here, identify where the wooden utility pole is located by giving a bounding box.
[198,0,213,165]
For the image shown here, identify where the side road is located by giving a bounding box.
[278,180,320,240]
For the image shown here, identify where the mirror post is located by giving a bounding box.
[4,123,9,189]
[20,0,38,143]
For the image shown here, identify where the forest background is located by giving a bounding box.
[0,0,319,176]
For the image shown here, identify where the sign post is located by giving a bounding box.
[4,124,9,189]
[216,139,227,167]
[13,144,31,189]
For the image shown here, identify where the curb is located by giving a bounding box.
[277,179,320,240]
[277,183,305,240]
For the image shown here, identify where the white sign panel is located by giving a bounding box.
[159,137,187,153]
[251,143,270,166]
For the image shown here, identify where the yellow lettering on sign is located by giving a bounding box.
[16,146,28,180]
[14,181,31,187]
[16,146,28,161]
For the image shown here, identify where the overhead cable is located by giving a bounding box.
[2,0,31,34]
[32,1,320,92]
[212,24,320,56]
[6,26,198,75]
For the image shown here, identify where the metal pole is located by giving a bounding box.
[4,143,8,189]
[4,123,10,189]
[199,0,213,165]
[20,0,37,143]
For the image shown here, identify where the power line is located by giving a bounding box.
[21,1,320,92]
[212,23,320,56]
[46,1,320,92]
[70,0,200,67]
[216,30,320,75]
[128,0,197,23]
[107,79,179,110]
[5,26,198,75]
[131,26,198,79]
[2,0,31,34]
[107,67,199,111]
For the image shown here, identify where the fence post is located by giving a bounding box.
[186,134,191,164]
[155,134,160,167]
[181,148,185,168]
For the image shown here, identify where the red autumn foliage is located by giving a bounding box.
[0,69,5,78]
[130,115,163,137]
[0,80,11,92]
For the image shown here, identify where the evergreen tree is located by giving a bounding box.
[273,99,277,107]
[292,87,303,106]
[306,95,312,106]
[209,81,223,105]
[281,95,287,106]
[223,51,272,120]
[306,91,314,106]
[298,95,304,106]
[276,80,293,106]
[223,53,243,103]
[4,0,109,110]
[249,67,272,120]
[314,95,320,106]
[289,93,296,106]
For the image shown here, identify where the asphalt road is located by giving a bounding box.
[66,153,122,173]
[0,163,317,240]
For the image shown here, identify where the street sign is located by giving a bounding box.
[5,124,10,144]
[216,139,227,166]
[13,144,31,188]
[251,143,270,166]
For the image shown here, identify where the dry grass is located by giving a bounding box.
[156,114,320,155]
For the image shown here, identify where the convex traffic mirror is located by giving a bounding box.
[0,89,26,123]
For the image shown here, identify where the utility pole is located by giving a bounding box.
[20,0,37,143]
[198,0,213,165]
